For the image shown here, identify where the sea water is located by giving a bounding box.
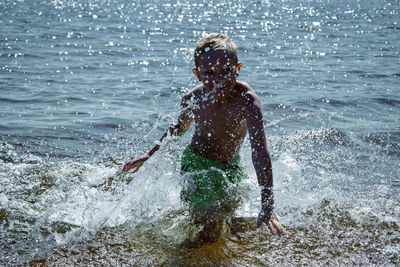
[1,0,399,265]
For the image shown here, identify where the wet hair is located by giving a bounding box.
[194,33,238,68]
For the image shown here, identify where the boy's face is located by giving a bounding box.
[193,50,242,93]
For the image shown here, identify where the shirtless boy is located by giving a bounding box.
[122,33,285,242]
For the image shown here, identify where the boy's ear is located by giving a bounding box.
[235,63,242,77]
[192,68,200,78]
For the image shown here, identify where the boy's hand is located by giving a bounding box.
[122,154,149,173]
[257,211,285,236]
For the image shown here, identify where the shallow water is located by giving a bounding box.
[1,0,399,265]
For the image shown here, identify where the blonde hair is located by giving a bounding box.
[194,33,238,68]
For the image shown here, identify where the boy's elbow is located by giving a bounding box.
[176,121,192,136]
[176,127,187,137]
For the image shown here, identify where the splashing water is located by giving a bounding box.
[1,0,399,265]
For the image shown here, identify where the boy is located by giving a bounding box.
[122,33,285,242]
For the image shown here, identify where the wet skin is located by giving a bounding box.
[122,49,285,236]
[189,49,248,162]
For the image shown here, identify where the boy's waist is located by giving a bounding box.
[184,144,241,167]
[189,140,240,163]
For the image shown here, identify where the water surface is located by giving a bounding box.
[1,0,399,265]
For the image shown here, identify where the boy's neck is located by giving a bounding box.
[203,83,238,104]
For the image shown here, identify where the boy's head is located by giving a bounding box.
[194,33,238,69]
[193,33,242,91]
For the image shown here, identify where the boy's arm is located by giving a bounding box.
[122,95,194,173]
[245,91,285,235]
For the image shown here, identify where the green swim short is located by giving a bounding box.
[180,144,246,212]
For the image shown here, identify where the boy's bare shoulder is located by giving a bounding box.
[236,81,253,93]
[179,85,203,108]
[181,84,203,102]
[236,81,261,106]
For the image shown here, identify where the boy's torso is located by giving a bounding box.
[188,81,251,162]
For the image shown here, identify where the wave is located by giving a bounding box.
[18,198,400,266]
[0,97,42,104]
[373,97,400,106]
[363,131,400,157]
[1,130,399,265]
[276,127,355,150]
[359,73,391,78]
